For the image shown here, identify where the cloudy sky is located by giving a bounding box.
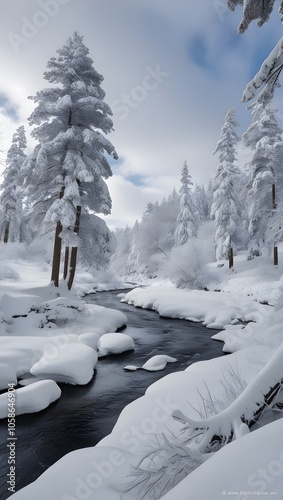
[0,0,283,229]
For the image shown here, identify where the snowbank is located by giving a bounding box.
[9,343,276,499]
[162,417,283,500]
[9,446,138,500]
[123,284,266,331]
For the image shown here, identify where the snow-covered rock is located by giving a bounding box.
[30,343,98,385]
[142,354,177,371]
[97,333,134,357]
[0,380,61,418]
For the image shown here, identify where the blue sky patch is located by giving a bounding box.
[0,94,19,121]
[188,35,210,70]
[125,174,145,186]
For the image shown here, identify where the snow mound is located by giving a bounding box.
[30,343,98,385]
[0,380,61,418]
[0,265,20,281]
[142,355,177,371]
[97,333,135,357]
[34,297,88,326]
[124,365,139,371]
[0,293,39,322]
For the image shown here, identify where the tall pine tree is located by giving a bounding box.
[174,161,197,246]
[0,126,27,243]
[243,102,283,258]
[24,32,118,289]
[211,108,245,263]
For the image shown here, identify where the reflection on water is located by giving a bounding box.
[0,290,223,498]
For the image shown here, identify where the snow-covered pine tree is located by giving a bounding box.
[109,225,134,278]
[79,214,115,270]
[0,126,27,243]
[24,32,118,289]
[125,220,140,277]
[194,184,210,223]
[174,161,197,246]
[134,201,168,278]
[227,0,280,33]
[211,108,245,264]
[157,191,180,252]
[243,102,283,259]
[205,179,214,217]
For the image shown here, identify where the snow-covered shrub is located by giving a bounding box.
[162,222,216,289]
[31,297,88,328]
[126,363,247,499]
[0,241,31,261]
[172,342,283,454]
[125,434,203,500]
[191,364,247,419]
[0,265,20,281]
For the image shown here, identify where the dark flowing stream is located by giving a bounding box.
[0,289,224,499]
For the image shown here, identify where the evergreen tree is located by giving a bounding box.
[205,180,214,217]
[0,126,27,243]
[174,161,197,246]
[109,225,134,278]
[123,221,140,277]
[161,188,180,248]
[194,184,209,222]
[79,214,115,270]
[227,0,280,33]
[110,189,180,281]
[243,103,283,258]
[24,32,118,289]
[135,202,165,278]
[211,108,245,262]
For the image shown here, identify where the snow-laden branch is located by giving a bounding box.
[227,0,280,33]
[242,37,283,103]
[172,343,283,452]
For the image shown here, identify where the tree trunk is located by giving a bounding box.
[274,246,278,266]
[272,184,278,266]
[272,183,276,210]
[51,221,63,287]
[228,246,233,268]
[63,246,70,280]
[50,186,64,288]
[67,205,81,291]
[3,222,9,243]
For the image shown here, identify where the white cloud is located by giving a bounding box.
[100,175,162,230]
[0,0,282,227]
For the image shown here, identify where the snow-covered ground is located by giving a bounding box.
[0,253,128,417]
[2,247,283,499]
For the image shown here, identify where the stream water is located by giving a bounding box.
[0,289,224,499]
